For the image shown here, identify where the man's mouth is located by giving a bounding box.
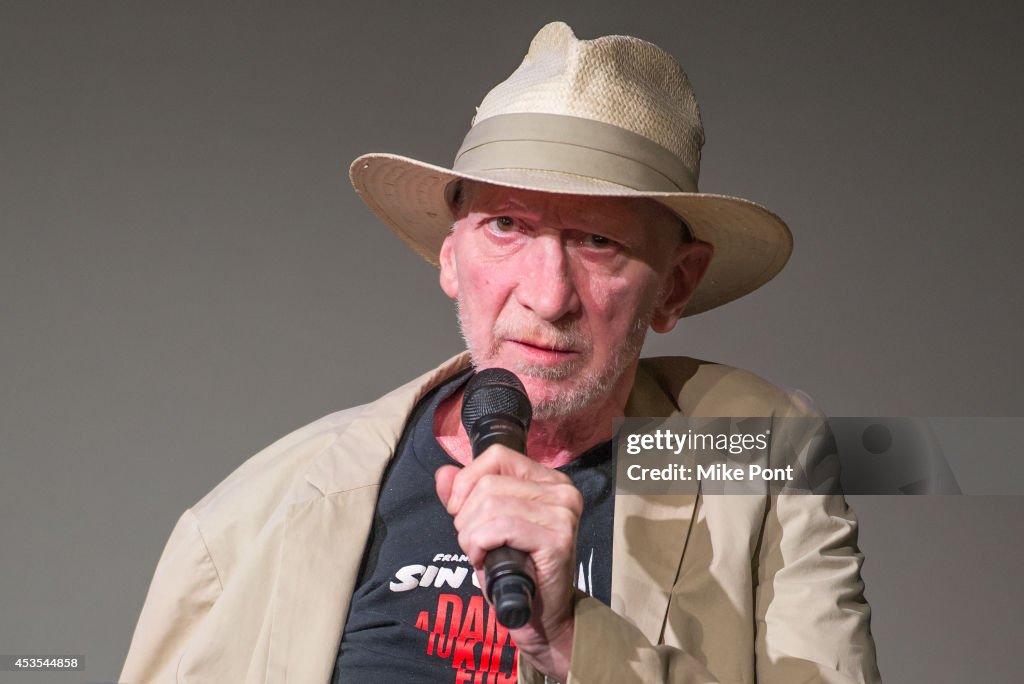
[506,339,582,363]
[515,339,575,353]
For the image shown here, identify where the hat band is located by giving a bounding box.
[453,113,698,193]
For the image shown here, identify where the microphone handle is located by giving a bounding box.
[469,414,527,455]
[470,415,536,629]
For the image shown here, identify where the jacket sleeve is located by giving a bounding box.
[520,491,880,683]
[753,493,881,684]
[750,400,880,682]
[120,509,224,684]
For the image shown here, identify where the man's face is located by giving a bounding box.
[439,182,710,420]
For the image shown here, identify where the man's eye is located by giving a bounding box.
[584,233,616,249]
[487,216,518,234]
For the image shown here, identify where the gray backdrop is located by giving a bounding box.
[2,1,1021,682]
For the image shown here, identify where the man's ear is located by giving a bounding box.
[650,240,714,333]
[438,233,459,300]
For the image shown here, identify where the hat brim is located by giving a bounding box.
[349,153,792,316]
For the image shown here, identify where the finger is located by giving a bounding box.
[434,464,459,508]
[455,475,583,522]
[473,444,568,482]
[455,510,575,569]
[453,497,580,565]
[446,446,569,514]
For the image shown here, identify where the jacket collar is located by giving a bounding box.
[303,353,474,496]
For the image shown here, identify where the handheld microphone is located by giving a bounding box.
[460,368,536,629]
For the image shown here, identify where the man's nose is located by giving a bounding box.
[513,234,581,322]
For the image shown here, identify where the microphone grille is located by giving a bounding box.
[461,368,532,433]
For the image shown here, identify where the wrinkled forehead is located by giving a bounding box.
[448,179,687,238]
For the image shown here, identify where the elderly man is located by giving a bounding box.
[121,22,880,684]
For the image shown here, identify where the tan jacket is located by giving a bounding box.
[121,353,880,683]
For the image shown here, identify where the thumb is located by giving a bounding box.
[434,464,459,508]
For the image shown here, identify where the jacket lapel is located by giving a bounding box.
[612,361,699,643]
[266,354,472,683]
[267,482,383,683]
[611,494,698,642]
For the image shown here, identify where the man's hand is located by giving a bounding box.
[435,444,583,682]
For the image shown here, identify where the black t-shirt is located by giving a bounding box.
[333,370,614,683]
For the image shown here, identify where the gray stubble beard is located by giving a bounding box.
[455,299,654,421]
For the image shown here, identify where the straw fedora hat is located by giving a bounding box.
[349,21,791,316]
